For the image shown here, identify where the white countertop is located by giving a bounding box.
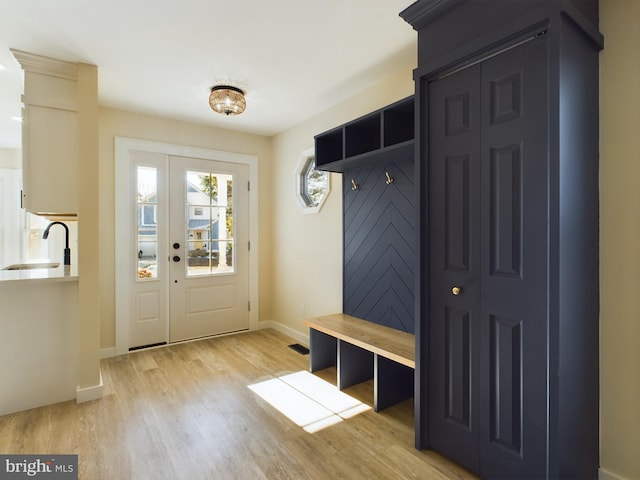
[0,264,78,284]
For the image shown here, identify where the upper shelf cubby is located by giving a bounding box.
[315,96,415,172]
[384,98,415,146]
[315,127,343,165]
[345,112,381,158]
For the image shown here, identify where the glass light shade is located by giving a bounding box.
[209,85,246,116]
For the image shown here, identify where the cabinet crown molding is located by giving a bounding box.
[400,0,467,30]
[10,49,77,80]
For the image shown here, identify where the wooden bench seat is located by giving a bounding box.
[304,313,415,411]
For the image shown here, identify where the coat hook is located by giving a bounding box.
[351,178,359,191]
[385,171,394,185]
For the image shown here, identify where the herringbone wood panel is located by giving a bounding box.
[343,156,415,332]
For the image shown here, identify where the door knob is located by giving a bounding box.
[172,255,181,262]
[173,243,180,249]
[452,286,462,296]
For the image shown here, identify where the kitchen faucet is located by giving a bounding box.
[42,221,71,266]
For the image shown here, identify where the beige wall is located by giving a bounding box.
[600,1,640,479]
[269,66,415,337]
[98,108,273,348]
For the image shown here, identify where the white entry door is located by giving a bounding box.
[168,155,249,342]
[123,148,251,350]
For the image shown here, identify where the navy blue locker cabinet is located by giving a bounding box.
[402,0,602,478]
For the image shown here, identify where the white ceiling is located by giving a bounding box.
[0,0,417,149]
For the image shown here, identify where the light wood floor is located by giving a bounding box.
[0,329,478,480]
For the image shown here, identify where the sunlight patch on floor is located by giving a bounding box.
[248,371,371,433]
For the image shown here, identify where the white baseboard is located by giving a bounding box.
[76,370,104,403]
[600,468,629,480]
[258,320,309,346]
[100,346,116,359]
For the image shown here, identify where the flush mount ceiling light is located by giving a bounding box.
[209,85,246,116]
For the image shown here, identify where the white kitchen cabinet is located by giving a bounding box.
[0,275,78,415]
[12,50,78,215]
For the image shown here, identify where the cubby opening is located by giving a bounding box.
[345,114,381,158]
[384,99,414,147]
[315,128,343,167]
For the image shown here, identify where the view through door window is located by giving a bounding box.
[186,170,234,276]
[136,166,158,279]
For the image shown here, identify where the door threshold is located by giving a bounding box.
[129,341,167,352]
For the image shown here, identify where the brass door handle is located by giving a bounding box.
[452,286,462,296]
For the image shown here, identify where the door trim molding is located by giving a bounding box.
[114,137,259,356]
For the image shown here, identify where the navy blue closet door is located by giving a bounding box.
[343,156,415,333]
[428,36,548,479]
[427,62,483,472]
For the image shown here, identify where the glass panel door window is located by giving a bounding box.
[185,170,234,276]
[137,166,158,279]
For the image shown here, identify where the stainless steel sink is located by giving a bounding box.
[2,262,60,270]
